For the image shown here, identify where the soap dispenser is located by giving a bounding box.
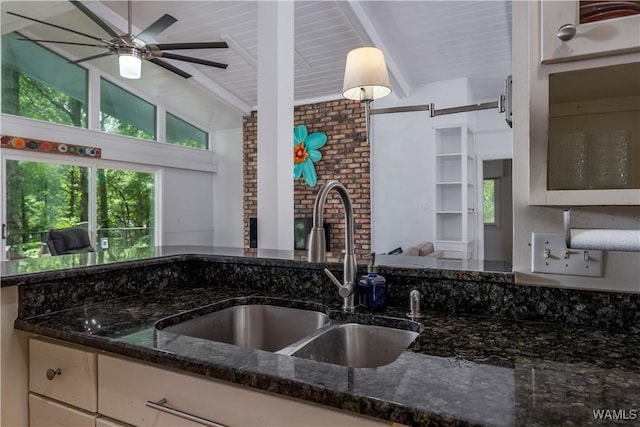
[357,253,387,311]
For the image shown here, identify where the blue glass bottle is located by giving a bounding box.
[357,254,386,311]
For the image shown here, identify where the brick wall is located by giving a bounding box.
[242,99,370,262]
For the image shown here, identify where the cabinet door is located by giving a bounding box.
[29,393,97,427]
[541,0,640,63]
[519,0,640,206]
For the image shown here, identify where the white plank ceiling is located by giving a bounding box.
[1,0,512,131]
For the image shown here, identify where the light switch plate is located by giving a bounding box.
[531,232,603,277]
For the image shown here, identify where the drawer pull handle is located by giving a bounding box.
[46,368,61,381]
[146,398,228,427]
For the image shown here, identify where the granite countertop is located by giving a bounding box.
[15,283,640,426]
[1,245,512,284]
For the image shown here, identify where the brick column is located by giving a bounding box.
[243,99,370,262]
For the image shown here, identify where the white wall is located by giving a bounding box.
[370,78,513,257]
[370,78,472,254]
[472,108,513,158]
[212,128,244,248]
[162,168,215,246]
[474,109,513,261]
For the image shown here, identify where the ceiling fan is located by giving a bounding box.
[7,0,229,79]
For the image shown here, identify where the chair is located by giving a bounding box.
[46,227,95,256]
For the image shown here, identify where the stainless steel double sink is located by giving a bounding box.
[154,299,422,368]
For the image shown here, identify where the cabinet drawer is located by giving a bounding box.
[30,338,97,412]
[96,416,133,427]
[29,393,97,427]
[99,354,390,427]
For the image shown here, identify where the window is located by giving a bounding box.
[166,112,208,150]
[1,32,88,127]
[4,160,89,258]
[97,168,155,250]
[100,78,156,140]
[3,33,209,150]
[3,158,156,259]
[483,178,500,226]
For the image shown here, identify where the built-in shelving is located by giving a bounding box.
[434,125,476,259]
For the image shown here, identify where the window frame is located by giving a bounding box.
[3,33,214,152]
[483,177,501,228]
[2,31,89,128]
[99,77,157,141]
[165,111,209,150]
[0,150,161,259]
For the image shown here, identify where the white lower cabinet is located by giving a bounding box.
[29,338,99,426]
[98,354,390,427]
[29,394,98,427]
[95,416,132,427]
[29,337,393,427]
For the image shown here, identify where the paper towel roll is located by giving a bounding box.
[570,229,640,252]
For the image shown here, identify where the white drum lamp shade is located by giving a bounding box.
[342,47,392,101]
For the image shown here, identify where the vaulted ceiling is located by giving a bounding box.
[1,1,512,131]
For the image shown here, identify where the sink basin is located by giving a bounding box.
[157,304,330,352]
[291,323,419,368]
[156,299,421,369]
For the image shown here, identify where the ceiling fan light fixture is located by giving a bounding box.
[118,47,142,79]
[342,47,392,101]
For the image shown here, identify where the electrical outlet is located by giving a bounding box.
[531,233,602,277]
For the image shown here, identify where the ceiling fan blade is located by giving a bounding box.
[7,11,107,43]
[158,52,228,69]
[149,58,193,79]
[153,42,228,50]
[70,52,114,64]
[136,14,177,43]
[69,0,120,38]
[17,38,108,48]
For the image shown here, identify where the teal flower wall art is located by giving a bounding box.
[293,125,326,187]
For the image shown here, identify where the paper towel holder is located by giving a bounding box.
[564,209,640,252]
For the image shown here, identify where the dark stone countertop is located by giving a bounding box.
[1,245,513,285]
[15,283,640,427]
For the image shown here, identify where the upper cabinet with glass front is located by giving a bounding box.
[544,62,640,205]
[516,1,640,206]
[541,1,640,63]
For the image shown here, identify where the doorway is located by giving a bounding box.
[477,158,512,263]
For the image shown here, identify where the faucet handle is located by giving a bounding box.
[323,268,354,298]
[323,268,342,287]
[338,282,354,298]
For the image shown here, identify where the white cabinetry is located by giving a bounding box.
[519,1,640,206]
[95,417,130,427]
[434,125,476,258]
[29,394,98,427]
[99,354,390,427]
[541,0,640,63]
[29,338,99,426]
[27,337,392,427]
